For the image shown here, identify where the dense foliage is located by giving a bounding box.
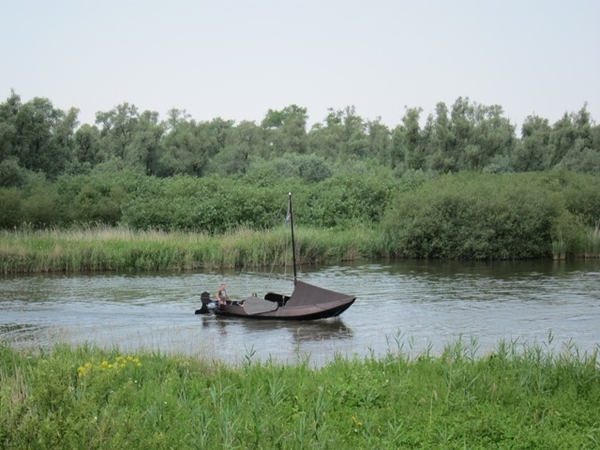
[1,91,599,184]
[382,171,600,259]
[1,170,599,266]
[1,91,599,260]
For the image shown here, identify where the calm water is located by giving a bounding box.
[1,260,599,365]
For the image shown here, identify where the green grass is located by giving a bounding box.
[1,339,598,449]
[0,225,383,274]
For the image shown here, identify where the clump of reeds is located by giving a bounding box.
[552,221,600,260]
[0,225,382,274]
[551,235,567,260]
[586,220,600,258]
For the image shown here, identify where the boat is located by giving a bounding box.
[195,193,356,320]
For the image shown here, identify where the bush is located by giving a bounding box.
[20,184,61,228]
[120,176,304,233]
[297,154,332,182]
[0,187,22,228]
[304,174,394,228]
[0,158,29,188]
[381,172,561,259]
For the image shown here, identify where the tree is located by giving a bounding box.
[340,106,369,159]
[547,112,577,169]
[0,90,21,163]
[297,154,332,183]
[74,124,102,167]
[130,110,164,175]
[448,97,476,171]
[557,105,600,174]
[425,102,455,173]
[51,107,80,174]
[366,118,391,165]
[228,120,262,170]
[427,98,515,173]
[159,114,234,177]
[399,107,425,170]
[10,96,76,180]
[95,103,139,160]
[95,103,165,174]
[307,106,369,161]
[512,115,551,172]
[260,105,307,157]
[561,139,600,174]
[470,104,515,172]
[308,109,343,160]
[208,143,251,176]
[157,109,200,177]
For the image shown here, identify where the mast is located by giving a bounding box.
[289,192,297,283]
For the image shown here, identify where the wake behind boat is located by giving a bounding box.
[195,193,356,320]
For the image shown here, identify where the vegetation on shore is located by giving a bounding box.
[1,339,598,449]
[2,90,600,268]
[1,170,599,273]
[382,171,600,260]
[0,225,380,274]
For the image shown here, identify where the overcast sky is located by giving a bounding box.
[2,0,599,130]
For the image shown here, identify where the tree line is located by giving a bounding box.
[1,90,599,186]
[1,90,599,260]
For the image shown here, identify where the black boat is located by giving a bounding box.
[195,193,356,320]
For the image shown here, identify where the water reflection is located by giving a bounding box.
[287,319,353,343]
[196,316,352,343]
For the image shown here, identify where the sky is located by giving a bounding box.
[2,0,599,130]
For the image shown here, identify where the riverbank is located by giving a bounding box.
[0,226,383,274]
[1,224,599,274]
[1,340,598,449]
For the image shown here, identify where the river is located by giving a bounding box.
[1,260,599,365]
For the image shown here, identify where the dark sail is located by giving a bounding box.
[285,280,354,308]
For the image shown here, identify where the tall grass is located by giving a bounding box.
[2,219,598,274]
[1,339,598,449]
[586,220,600,258]
[0,225,383,274]
[554,221,600,260]
[551,235,568,260]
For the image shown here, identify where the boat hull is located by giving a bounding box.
[215,297,355,321]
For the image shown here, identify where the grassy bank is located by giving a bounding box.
[0,226,384,274]
[2,221,600,274]
[1,340,598,449]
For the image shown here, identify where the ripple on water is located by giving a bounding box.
[1,260,599,364]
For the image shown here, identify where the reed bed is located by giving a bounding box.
[586,220,600,258]
[2,223,599,274]
[0,226,382,274]
[1,338,598,449]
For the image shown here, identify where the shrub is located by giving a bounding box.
[305,174,394,228]
[381,172,560,259]
[0,158,29,188]
[0,187,22,228]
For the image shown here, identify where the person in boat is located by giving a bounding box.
[217,283,230,305]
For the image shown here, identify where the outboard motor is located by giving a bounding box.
[195,291,218,314]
